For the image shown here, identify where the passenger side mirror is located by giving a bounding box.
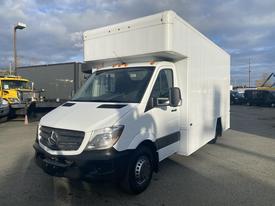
[169,87,182,107]
[31,82,34,90]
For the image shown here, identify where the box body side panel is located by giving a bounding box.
[174,18,230,155]
[174,18,230,156]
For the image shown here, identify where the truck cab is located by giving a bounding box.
[0,75,42,116]
[0,75,32,104]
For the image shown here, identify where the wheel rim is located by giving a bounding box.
[134,155,151,185]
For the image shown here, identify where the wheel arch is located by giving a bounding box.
[136,140,159,172]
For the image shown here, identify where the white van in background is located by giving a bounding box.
[34,10,230,194]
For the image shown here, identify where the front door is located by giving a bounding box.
[146,67,180,161]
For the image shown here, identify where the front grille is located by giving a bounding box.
[19,91,33,102]
[39,126,85,151]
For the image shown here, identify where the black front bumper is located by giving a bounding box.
[33,142,132,181]
[10,103,26,115]
[10,103,26,109]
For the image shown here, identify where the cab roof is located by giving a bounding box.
[0,75,29,81]
[91,61,174,72]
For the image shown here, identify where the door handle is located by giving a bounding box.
[171,109,177,112]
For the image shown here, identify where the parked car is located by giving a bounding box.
[244,90,275,107]
[230,91,245,105]
[0,98,9,122]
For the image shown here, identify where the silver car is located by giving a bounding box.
[0,98,9,122]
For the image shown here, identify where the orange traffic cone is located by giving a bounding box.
[24,114,29,125]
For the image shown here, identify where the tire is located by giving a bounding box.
[120,146,154,194]
[209,118,222,144]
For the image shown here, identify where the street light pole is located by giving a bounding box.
[13,27,17,73]
[248,57,251,88]
[13,22,26,75]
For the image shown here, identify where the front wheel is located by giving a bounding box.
[120,146,154,194]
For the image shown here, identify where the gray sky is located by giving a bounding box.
[0,0,274,86]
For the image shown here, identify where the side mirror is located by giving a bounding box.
[169,87,182,107]
[31,82,34,90]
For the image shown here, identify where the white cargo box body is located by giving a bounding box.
[84,11,230,155]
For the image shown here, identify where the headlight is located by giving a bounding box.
[85,125,124,150]
[9,98,20,103]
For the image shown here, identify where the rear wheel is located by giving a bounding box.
[120,146,154,194]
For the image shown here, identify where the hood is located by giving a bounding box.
[40,101,136,132]
[3,88,32,92]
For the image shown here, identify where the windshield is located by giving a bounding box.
[72,67,154,103]
[1,80,31,90]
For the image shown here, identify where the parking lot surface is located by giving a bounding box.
[0,105,275,206]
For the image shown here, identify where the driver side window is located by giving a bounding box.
[151,69,173,98]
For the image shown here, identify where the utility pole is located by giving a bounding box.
[248,57,251,88]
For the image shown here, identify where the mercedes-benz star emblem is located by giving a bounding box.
[48,131,58,146]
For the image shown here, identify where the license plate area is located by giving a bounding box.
[43,156,73,168]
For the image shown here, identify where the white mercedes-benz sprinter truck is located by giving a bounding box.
[34,10,230,194]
